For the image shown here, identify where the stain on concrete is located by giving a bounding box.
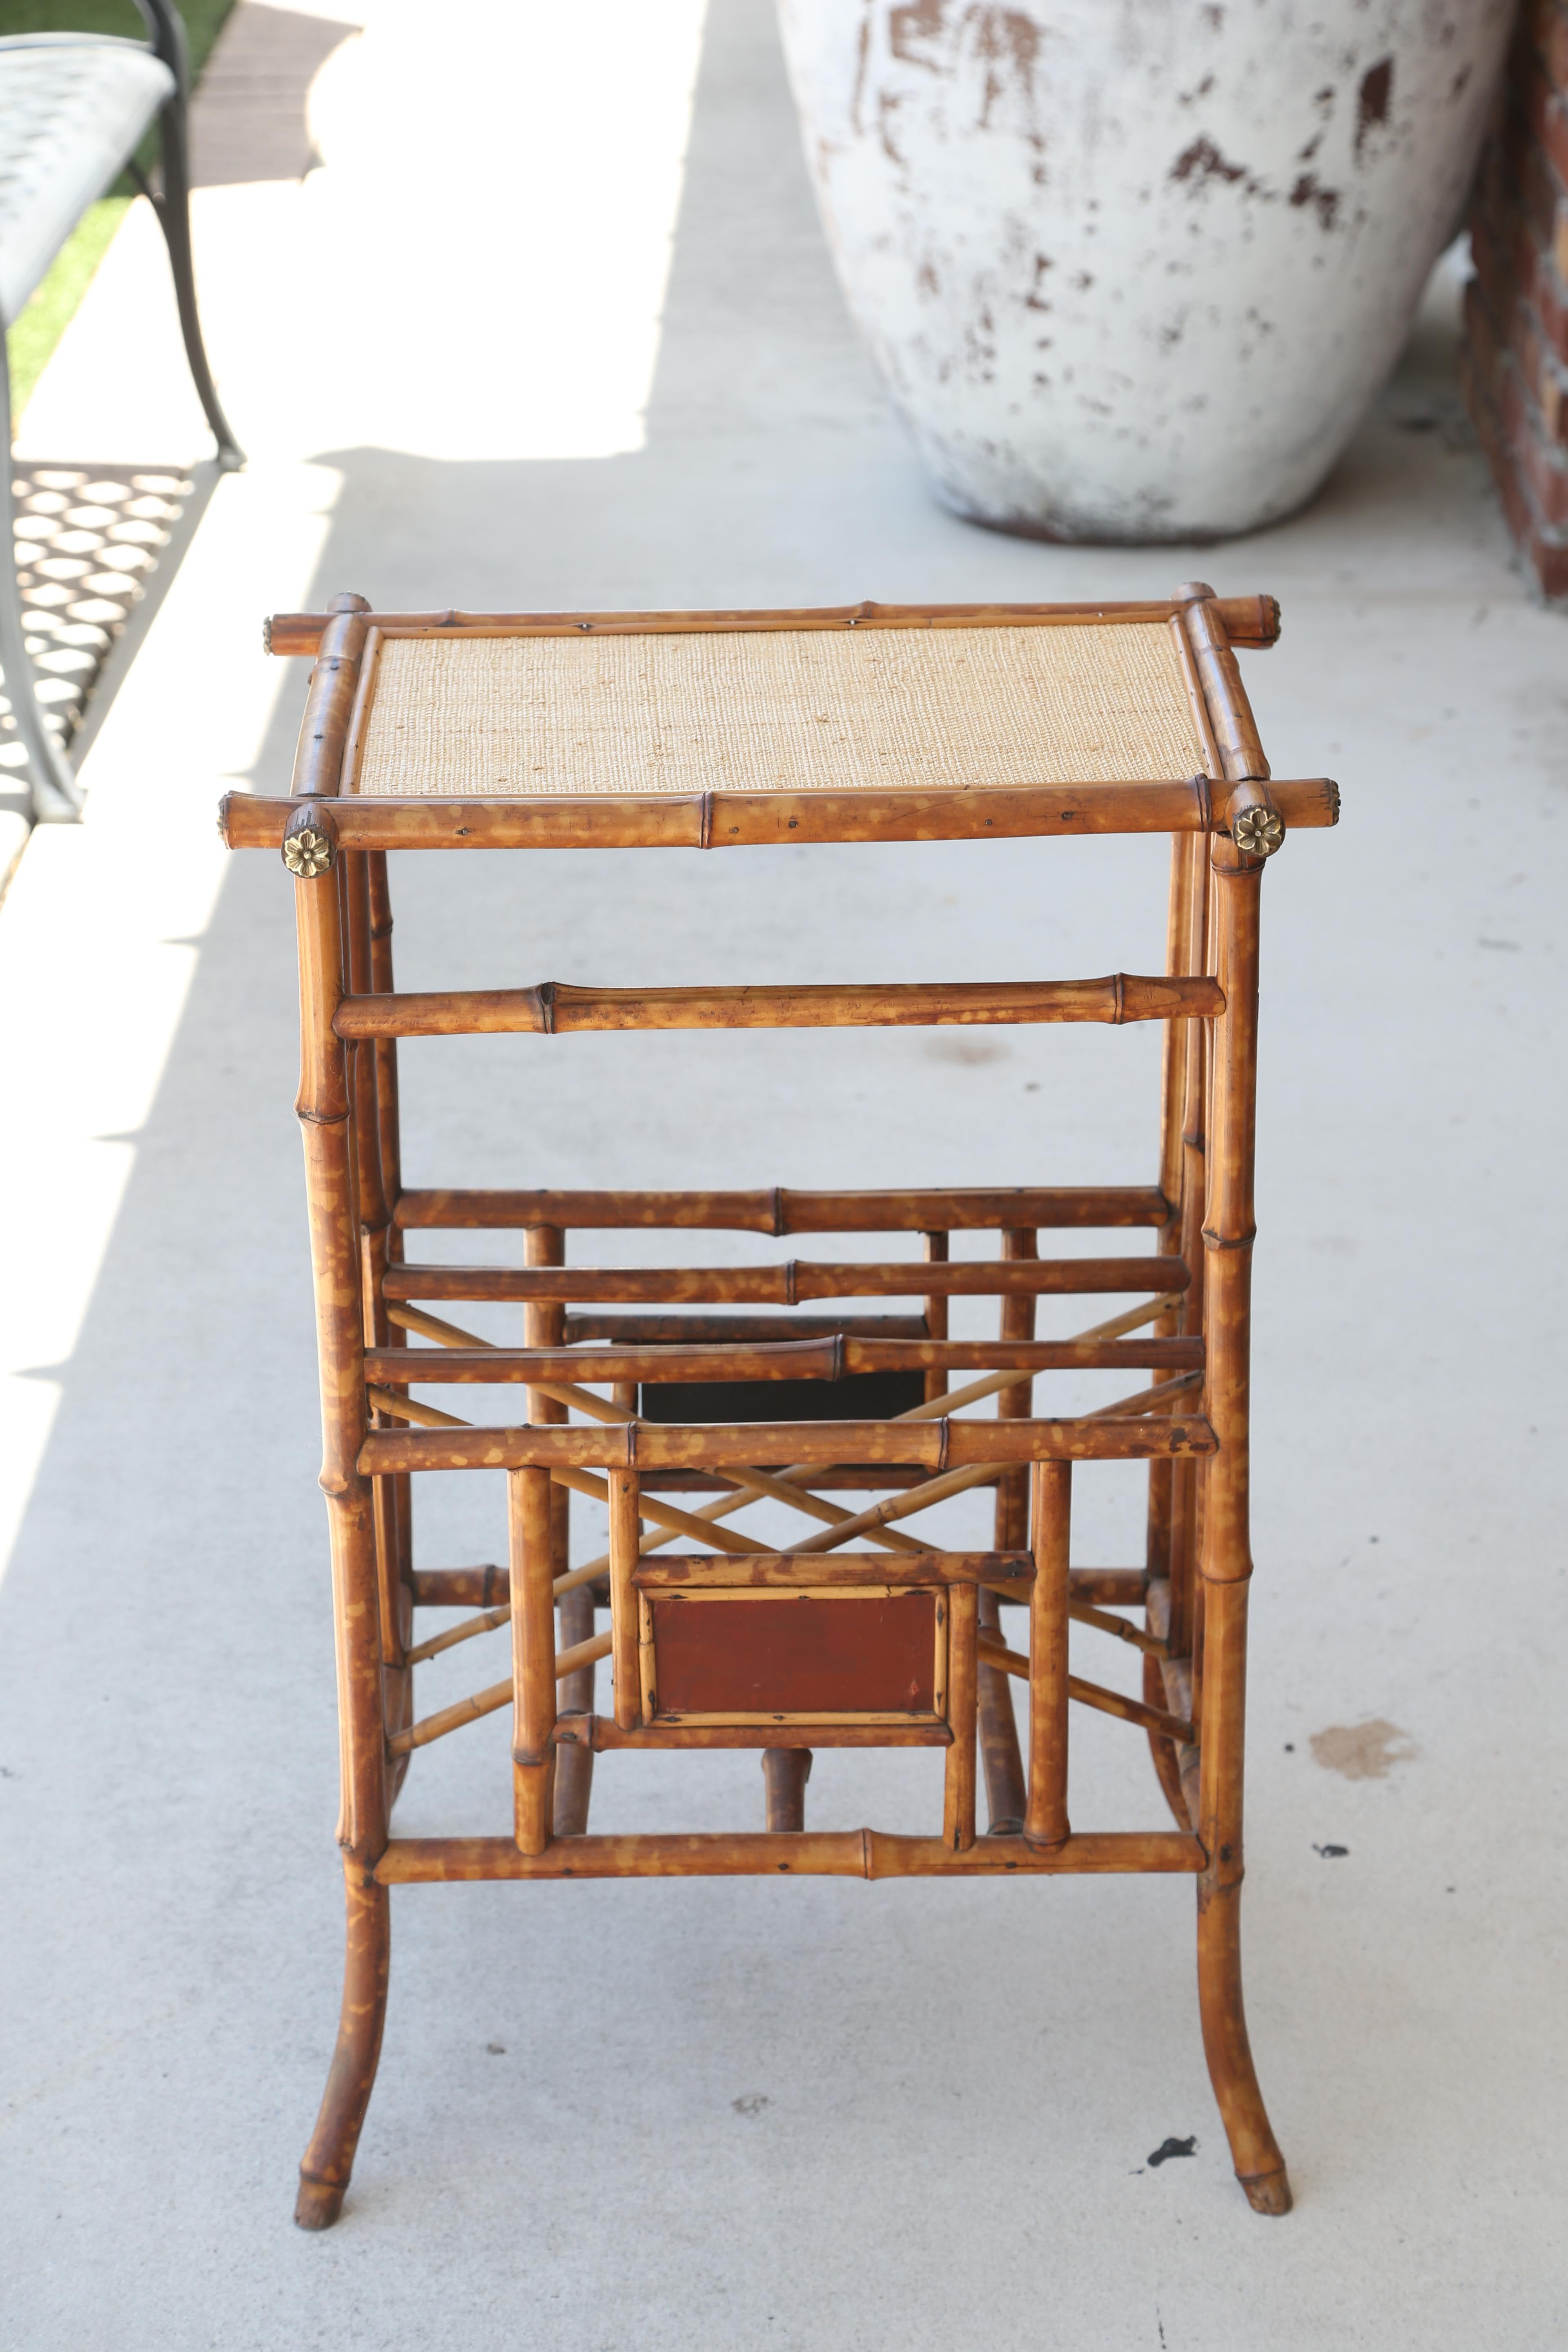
[925,1035,1010,1066]
[1310,1719,1418,1780]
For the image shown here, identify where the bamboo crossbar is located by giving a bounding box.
[332,974,1223,1040]
[558,1717,953,1751]
[977,1635,1196,1745]
[1068,1599,1169,1659]
[265,592,1281,657]
[403,1564,1149,1610]
[630,1550,1032,1588]
[358,1413,1217,1477]
[365,1336,1205,1383]
[381,1257,1189,1306]
[387,1628,613,1756]
[222,776,1336,854]
[394,1184,1173,1232]
[372,1829,1207,1881]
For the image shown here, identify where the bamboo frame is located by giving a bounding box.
[265,591,1283,657]
[380,1256,1188,1305]
[251,581,1321,2227]
[223,775,1337,855]
[509,1467,556,1854]
[332,973,1223,1039]
[395,1184,1172,1231]
[357,1411,1217,1478]
[372,1829,1205,1881]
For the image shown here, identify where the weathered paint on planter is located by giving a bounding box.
[777,1,1513,540]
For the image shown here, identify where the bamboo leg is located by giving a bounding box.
[1143,1650,1190,1830]
[553,1587,595,1835]
[976,1584,1025,1834]
[1024,1461,1071,1847]
[1167,834,1212,1662]
[291,801,390,2221]
[980,1229,1034,1832]
[526,1227,593,1835]
[510,1467,556,1855]
[761,1748,813,1831]
[1196,1578,1289,2211]
[922,1229,949,1405]
[1193,841,1290,2215]
[942,1584,978,1852]
[294,1865,389,2229]
[608,1469,641,1730]
[1149,831,1196,1599]
[346,855,411,1787]
[365,850,416,1722]
[992,1230,1036,1549]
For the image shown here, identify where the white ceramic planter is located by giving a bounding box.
[777,0,1512,539]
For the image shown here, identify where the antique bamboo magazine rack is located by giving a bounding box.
[223,583,1338,2228]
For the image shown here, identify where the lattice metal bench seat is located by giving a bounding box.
[0,6,240,817]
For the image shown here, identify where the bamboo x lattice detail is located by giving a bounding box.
[372,1290,1193,1755]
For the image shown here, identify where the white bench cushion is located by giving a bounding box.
[0,35,173,323]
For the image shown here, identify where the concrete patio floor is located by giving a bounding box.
[1,2,1564,2345]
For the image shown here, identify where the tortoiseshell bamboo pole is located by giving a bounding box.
[1194,817,1290,2216]
[383,1254,1185,1306]
[395,1183,1170,1234]
[525,1227,593,1835]
[991,1230,1036,1550]
[922,1229,949,1405]
[941,1583,978,1852]
[293,1864,388,2234]
[608,1469,641,1731]
[1024,1461,1071,1848]
[510,1467,556,1855]
[1147,829,1196,1619]
[374,1827,1202,1881]
[343,849,412,1791]
[365,850,415,1708]
[266,590,1283,659]
[976,1229,1033,1832]
[288,799,390,2232]
[761,1748,813,1831]
[1166,821,1213,1666]
[334,973,1222,1038]
[224,773,1338,856]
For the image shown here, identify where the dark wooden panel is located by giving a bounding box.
[637,1369,927,1424]
[650,1590,938,1718]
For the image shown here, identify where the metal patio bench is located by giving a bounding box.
[0,1,241,819]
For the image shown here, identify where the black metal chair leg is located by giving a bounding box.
[0,332,82,820]
[133,0,244,469]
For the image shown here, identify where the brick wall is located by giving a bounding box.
[1463,2,1568,597]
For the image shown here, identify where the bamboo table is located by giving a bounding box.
[223,582,1338,2227]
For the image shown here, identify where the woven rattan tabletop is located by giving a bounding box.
[343,617,1212,799]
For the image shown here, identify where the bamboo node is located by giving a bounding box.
[284,825,334,878]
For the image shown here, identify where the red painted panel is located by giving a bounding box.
[650,1590,938,1717]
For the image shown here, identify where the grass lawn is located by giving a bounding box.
[2,0,238,416]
